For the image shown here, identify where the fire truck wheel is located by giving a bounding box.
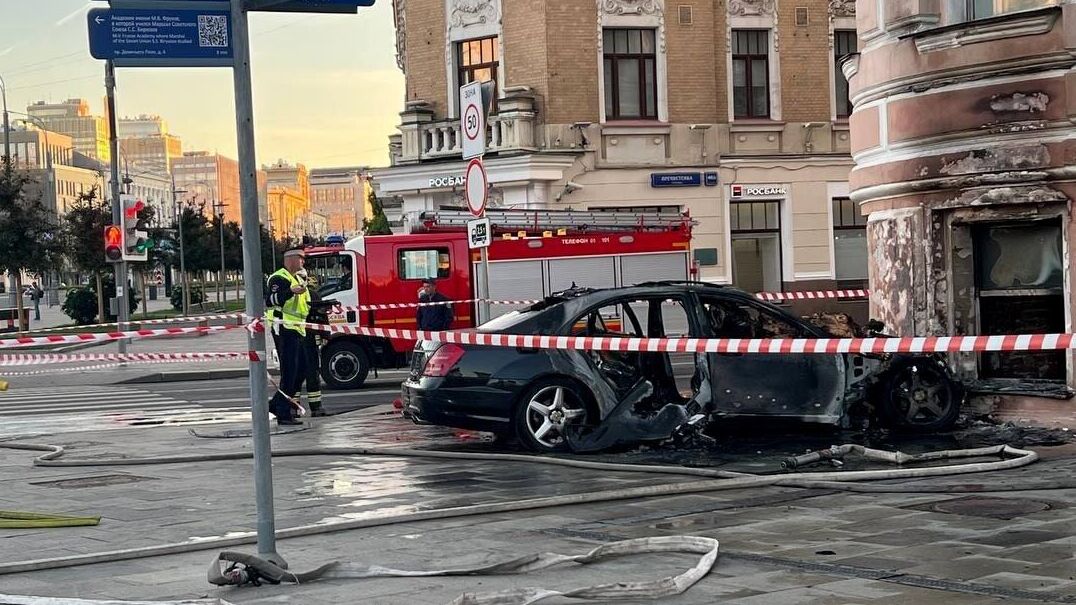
[514,377,592,453]
[321,340,371,390]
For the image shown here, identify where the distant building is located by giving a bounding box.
[26,99,110,162]
[9,125,103,215]
[264,160,313,239]
[309,166,370,236]
[173,151,241,224]
[117,115,183,174]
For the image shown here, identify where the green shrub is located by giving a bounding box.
[61,287,99,325]
[170,284,205,311]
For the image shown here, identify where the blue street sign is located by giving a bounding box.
[650,172,702,188]
[87,7,233,67]
[704,171,719,186]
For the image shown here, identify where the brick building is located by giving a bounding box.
[375,0,863,313]
[847,0,1075,387]
[309,166,371,237]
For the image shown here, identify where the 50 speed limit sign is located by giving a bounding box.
[460,81,485,160]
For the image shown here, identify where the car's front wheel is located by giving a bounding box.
[514,378,591,453]
[880,360,961,431]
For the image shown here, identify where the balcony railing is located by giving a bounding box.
[395,93,537,164]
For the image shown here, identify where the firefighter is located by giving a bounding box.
[265,248,309,426]
[296,268,327,417]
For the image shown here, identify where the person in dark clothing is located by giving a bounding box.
[416,278,453,331]
[265,249,309,425]
[297,268,326,417]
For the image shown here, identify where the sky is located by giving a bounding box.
[0,0,404,169]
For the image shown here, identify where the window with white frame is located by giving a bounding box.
[602,28,658,120]
[457,37,499,112]
[732,30,770,119]
[832,197,868,287]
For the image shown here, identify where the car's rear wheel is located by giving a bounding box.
[321,340,370,390]
[880,360,960,431]
[514,378,590,453]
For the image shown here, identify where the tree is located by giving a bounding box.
[363,189,392,235]
[60,187,111,321]
[0,161,62,332]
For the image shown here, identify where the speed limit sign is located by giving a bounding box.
[460,81,485,160]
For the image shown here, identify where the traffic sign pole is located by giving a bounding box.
[230,0,280,567]
[105,60,129,356]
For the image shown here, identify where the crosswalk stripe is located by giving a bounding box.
[0,396,175,410]
[0,401,182,416]
[0,393,171,404]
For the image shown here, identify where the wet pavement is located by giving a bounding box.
[0,407,1074,604]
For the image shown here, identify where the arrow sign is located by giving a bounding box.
[87,7,233,68]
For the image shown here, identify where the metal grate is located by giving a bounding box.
[678,5,693,25]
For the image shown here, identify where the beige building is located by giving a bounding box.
[118,115,183,175]
[265,160,314,239]
[26,99,110,163]
[375,0,862,314]
[9,126,104,215]
[174,151,242,224]
[847,0,1076,386]
[309,166,371,237]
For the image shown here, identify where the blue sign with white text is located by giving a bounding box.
[650,173,702,188]
[88,7,233,67]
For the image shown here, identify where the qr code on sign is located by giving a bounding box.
[198,15,228,48]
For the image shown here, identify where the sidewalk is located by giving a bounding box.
[0,409,1073,604]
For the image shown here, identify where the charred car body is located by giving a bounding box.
[402,282,963,453]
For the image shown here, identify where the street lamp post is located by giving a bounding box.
[172,177,190,316]
[0,73,10,171]
[213,200,229,305]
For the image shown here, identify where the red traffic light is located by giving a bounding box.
[104,225,123,261]
[124,199,145,219]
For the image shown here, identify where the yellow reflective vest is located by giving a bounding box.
[266,268,310,336]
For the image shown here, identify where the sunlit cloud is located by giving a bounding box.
[55,2,92,27]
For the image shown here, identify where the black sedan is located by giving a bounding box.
[401,282,962,453]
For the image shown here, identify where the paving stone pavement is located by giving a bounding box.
[0,408,1074,604]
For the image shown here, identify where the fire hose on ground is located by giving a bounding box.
[0,440,1044,601]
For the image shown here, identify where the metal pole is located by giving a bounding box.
[172,175,189,315]
[479,245,491,324]
[231,0,281,566]
[218,203,226,305]
[0,74,9,171]
[105,60,129,354]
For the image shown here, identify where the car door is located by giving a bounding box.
[699,296,846,422]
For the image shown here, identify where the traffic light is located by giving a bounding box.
[104,225,123,262]
[121,194,152,261]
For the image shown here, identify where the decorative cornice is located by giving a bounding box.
[600,0,661,15]
[729,0,776,16]
[449,0,499,29]
[828,0,855,19]
[392,0,405,73]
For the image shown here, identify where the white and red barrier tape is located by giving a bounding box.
[282,318,1076,355]
[755,289,869,302]
[0,351,259,367]
[17,313,245,337]
[0,323,253,350]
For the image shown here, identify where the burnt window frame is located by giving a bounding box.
[602,28,659,121]
[732,29,771,120]
[833,29,857,119]
[457,36,499,114]
[832,196,868,288]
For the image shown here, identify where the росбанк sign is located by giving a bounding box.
[88,7,233,67]
[650,173,702,188]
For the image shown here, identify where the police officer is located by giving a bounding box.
[265,248,309,425]
[296,268,327,417]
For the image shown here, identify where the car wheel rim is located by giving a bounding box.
[330,352,360,382]
[526,385,586,448]
[894,365,950,424]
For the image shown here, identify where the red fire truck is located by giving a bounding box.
[303,209,694,389]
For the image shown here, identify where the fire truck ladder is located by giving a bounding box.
[411,208,694,233]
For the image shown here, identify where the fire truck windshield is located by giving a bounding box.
[307,253,354,298]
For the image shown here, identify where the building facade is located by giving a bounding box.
[265,160,314,239]
[847,0,1076,386]
[9,126,104,215]
[26,99,110,162]
[117,115,183,175]
[309,166,371,237]
[173,151,242,224]
[375,0,862,315]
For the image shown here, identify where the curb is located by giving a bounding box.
[117,367,280,384]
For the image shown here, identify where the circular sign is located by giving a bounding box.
[463,104,482,142]
[464,158,488,217]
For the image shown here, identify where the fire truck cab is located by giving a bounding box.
[303,209,694,389]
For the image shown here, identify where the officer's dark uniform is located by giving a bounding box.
[265,256,309,425]
[299,271,326,417]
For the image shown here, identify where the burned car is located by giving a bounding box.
[402,282,962,453]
